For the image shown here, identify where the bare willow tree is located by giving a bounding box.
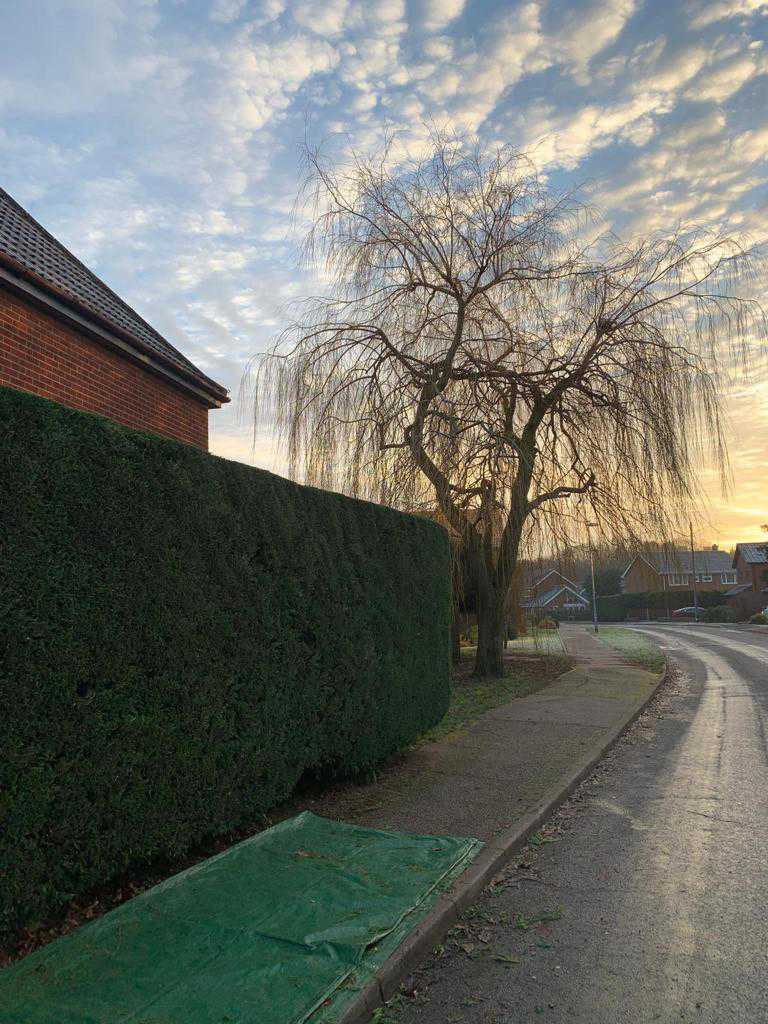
[253,134,762,676]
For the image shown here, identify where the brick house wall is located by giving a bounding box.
[623,555,738,595]
[665,575,736,594]
[0,289,209,448]
[733,548,768,594]
[622,559,661,594]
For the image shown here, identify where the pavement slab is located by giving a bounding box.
[339,626,661,845]
[324,624,667,1022]
[382,622,768,1024]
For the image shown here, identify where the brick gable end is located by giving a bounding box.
[0,289,209,448]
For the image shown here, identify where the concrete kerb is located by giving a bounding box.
[629,621,768,636]
[696,622,768,636]
[336,661,671,1024]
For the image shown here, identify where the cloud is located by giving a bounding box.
[48,175,166,267]
[209,0,249,23]
[731,124,768,164]
[685,52,765,102]
[418,0,467,32]
[208,413,290,476]
[0,0,179,116]
[417,2,544,127]
[636,43,708,93]
[2,0,766,515]
[512,86,677,172]
[292,0,350,36]
[688,0,768,30]
[220,29,340,131]
[550,0,637,83]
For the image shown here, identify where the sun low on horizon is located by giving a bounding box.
[3,0,767,545]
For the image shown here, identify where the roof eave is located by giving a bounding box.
[621,555,660,578]
[534,568,579,589]
[0,260,229,408]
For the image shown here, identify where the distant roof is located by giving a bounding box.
[0,187,228,405]
[725,583,753,596]
[522,585,589,609]
[734,543,768,565]
[622,549,733,576]
[530,568,579,590]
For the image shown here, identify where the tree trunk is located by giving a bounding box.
[474,580,505,677]
[451,619,462,664]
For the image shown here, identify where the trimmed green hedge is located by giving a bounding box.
[596,589,728,622]
[703,605,738,623]
[0,386,451,938]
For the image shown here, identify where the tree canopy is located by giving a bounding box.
[253,133,763,674]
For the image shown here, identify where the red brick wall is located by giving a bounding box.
[530,571,578,597]
[0,289,209,448]
[622,559,662,594]
[734,550,768,594]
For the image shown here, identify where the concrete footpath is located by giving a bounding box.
[325,625,667,1023]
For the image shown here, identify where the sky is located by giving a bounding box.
[2,0,767,547]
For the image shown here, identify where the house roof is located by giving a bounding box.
[622,549,733,577]
[0,187,228,406]
[725,583,753,596]
[734,543,768,565]
[530,568,579,591]
[523,585,589,609]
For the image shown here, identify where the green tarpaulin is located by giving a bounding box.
[0,812,481,1024]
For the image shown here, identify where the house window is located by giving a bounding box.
[720,571,737,585]
[669,574,690,586]
[695,574,712,583]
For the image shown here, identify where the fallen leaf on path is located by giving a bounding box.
[493,953,523,964]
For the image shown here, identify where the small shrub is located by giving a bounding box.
[538,617,558,630]
[749,612,768,625]
[702,605,737,623]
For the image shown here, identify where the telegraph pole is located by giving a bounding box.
[690,522,699,623]
[587,521,599,634]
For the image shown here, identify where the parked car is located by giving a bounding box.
[672,606,703,618]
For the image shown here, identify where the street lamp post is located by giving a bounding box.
[690,521,699,624]
[586,521,599,634]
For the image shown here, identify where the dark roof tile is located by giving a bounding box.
[0,187,227,403]
[628,549,734,575]
[736,543,768,564]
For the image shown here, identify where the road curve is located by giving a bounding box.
[389,624,768,1024]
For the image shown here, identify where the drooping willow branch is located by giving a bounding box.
[249,131,764,667]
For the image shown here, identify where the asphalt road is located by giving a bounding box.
[387,624,768,1024]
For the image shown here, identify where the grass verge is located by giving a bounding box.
[595,626,665,672]
[422,652,574,744]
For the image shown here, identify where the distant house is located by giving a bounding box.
[522,569,589,614]
[732,543,768,596]
[0,187,228,448]
[621,547,738,595]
